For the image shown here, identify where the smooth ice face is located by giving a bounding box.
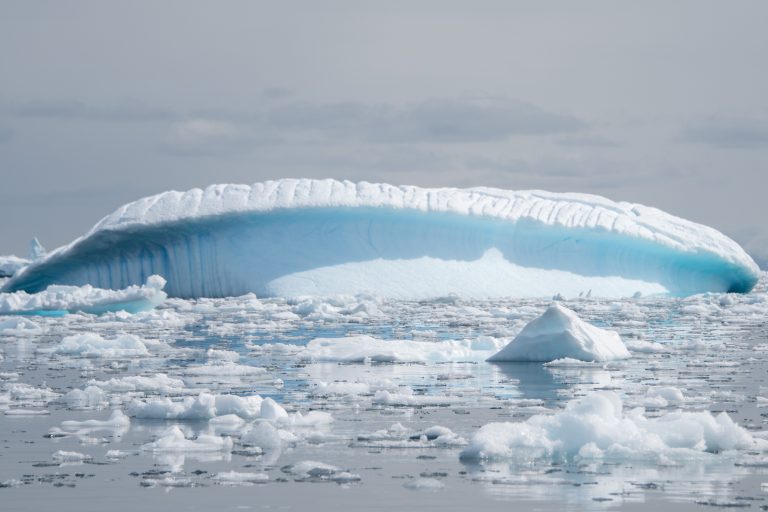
[487,303,631,362]
[2,179,759,298]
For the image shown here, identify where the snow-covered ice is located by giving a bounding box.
[0,275,166,315]
[460,391,760,461]
[0,255,28,278]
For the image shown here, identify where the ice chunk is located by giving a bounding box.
[460,391,759,461]
[142,425,233,453]
[487,304,630,362]
[3,179,758,299]
[260,397,288,420]
[404,478,445,491]
[86,373,185,394]
[60,409,131,430]
[281,460,361,483]
[183,362,265,376]
[126,392,301,422]
[240,422,283,450]
[127,393,217,420]
[63,386,107,409]
[48,333,153,358]
[299,335,501,363]
[0,317,43,335]
[52,450,91,463]
[0,275,166,315]
[213,471,268,485]
[644,386,686,407]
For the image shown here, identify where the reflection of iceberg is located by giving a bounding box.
[492,363,566,404]
[0,275,166,316]
[2,179,759,298]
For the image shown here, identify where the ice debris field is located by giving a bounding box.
[0,180,766,511]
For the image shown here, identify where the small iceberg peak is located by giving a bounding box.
[28,237,46,262]
[487,303,630,362]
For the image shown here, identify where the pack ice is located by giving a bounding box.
[2,179,759,299]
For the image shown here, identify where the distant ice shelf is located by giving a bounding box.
[1,179,760,299]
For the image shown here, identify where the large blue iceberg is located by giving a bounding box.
[1,179,759,298]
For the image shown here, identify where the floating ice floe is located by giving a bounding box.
[183,362,266,376]
[213,471,269,485]
[52,450,92,464]
[45,333,167,358]
[0,317,43,335]
[142,425,233,453]
[6,383,59,402]
[460,391,762,462]
[281,460,361,483]
[3,179,758,299]
[63,386,108,409]
[86,373,186,394]
[298,335,504,363]
[59,409,131,431]
[403,478,445,491]
[354,423,466,448]
[487,304,631,362]
[0,275,167,316]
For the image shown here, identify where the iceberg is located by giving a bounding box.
[487,304,630,362]
[1,179,759,298]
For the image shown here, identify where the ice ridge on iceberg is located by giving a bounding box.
[1,179,759,298]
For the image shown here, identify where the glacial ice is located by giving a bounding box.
[0,275,167,316]
[0,255,28,278]
[1,179,759,299]
[487,304,631,362]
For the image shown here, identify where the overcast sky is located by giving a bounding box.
[1,1,767,266]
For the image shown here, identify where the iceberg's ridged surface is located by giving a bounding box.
[1,179,759,298]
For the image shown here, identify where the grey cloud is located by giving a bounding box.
[556,134,621,148]
[4,99,177,123]
[681,116,768,149]
[0,126,12,144]
[3,96,585,149]
[262,87,292,100]
[268,97,585,143]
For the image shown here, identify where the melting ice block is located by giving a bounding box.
[460,391,760,461]
[2,179,759,298]
[487,303,630,362]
